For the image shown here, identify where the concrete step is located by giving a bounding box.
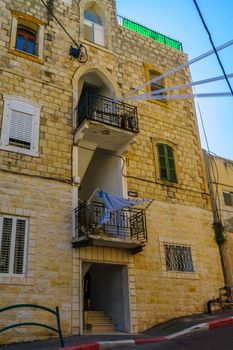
[84,310,116,332]
[86,323,116,332]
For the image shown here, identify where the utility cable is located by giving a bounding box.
[128,92,232,102]
[122,72,233,102]
[193,0,233,96]
[193,85,222,222]
[115,38,233,102]
[40,0,80,47]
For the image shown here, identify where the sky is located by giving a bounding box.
[116,0,233,160]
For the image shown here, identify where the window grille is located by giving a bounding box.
[223,191,233,206]
[0,216,28,275]
[164,243,194,272]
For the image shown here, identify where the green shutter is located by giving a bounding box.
[158,144,168,180]
[157,144,177,183]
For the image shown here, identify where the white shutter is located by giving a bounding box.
[9,109,33,149]
[0,216,27,275]
[94,23,105,46]
[0,217,13,273]
[13,219,26,274]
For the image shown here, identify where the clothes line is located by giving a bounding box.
[122,72,233,102]
[114,38,233,103]
[126,92,232,101]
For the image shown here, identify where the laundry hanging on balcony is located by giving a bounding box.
[98,191,150,224]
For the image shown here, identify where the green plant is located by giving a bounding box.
[213,221,226,246]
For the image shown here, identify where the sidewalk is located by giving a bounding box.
[1,308,233,350]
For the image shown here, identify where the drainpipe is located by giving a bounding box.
[203,150,229,286]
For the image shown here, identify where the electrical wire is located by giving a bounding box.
[40,0,80,47]
[193,0,233,96]
[193,84,222,222]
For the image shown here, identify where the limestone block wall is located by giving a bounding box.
[206,155,233,286]
[133,201,224,332]
[0,0,225,343]
[0,172,73,345]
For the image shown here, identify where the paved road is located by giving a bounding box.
[118,325,233,350]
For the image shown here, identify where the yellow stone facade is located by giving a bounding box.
[203,152,233,286]
[0,0,224,345]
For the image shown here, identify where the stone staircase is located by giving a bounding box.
[84,310,116,332]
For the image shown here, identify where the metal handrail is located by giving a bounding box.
[76,91,139,133]
[74,201,147,242]
[0,304,64,347]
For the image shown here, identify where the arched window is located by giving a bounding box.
[84,9,105,46]
[157,143,177,183]
[84,9,102,24]
[16,26,37,55]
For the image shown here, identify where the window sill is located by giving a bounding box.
[147,98,171,108]
[8,49,43,64]
[162,270,199,280]
[0,144,39,157]
[0,274,33,285]
[80,38,113,55]
[156,178,179,187]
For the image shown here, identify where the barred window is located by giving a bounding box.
[223,191,233,206]
[0,216,28,275]
[164,243,194,272]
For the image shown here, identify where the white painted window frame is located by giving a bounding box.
[0,215,29,276]
[0,95,41,156]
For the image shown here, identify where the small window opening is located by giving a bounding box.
[149,70,165,96]
[84,9,105,46]
[16,26,37,56]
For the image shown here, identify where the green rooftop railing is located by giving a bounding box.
[117,15,183,52]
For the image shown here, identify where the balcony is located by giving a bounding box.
[74,92,138,151]
[71,202,147,253]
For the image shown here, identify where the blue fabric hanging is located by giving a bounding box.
[98,191,149,224]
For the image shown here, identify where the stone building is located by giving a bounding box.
[0,0,224,345]
[204,151,233,287]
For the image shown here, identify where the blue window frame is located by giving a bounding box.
[16,27,37,55]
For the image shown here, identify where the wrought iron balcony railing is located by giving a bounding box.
[74,202,147,242]
[76,92,139,133]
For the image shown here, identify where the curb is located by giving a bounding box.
[56,316,233,350]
